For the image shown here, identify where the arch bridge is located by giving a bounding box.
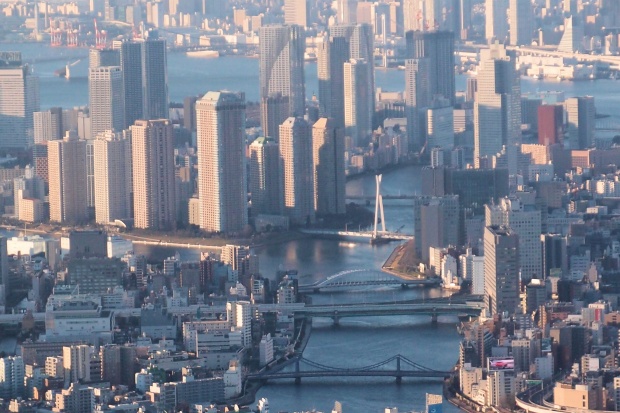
[298,269,440,293]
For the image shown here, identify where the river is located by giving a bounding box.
[4,42,620,412]
[5,42,620,128]
[128,166,462,413]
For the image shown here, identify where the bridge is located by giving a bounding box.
[299,228,413,242]
[506,45,620,70]
[293,298,485,324]
[346,194,418,201]
[306,174,414,243]
[247,354,451,384]
[298,269,439,293]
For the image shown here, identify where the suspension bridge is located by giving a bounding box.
[297,269,440,293]
[247,354,451,384]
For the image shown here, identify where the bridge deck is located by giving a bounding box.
[294,302,484,318]
[248,370,450,380]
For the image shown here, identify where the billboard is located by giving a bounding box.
[488,357,514,370]
[426,393,442,413]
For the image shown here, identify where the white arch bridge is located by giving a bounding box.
[297,269,440,293]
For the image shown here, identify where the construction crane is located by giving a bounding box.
[66,22,78,47]
[50,18,62,46]
[94,19,106,49]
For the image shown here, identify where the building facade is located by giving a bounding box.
[259,25,305,117]
[131,120,176,230]
[312,118,346,215]
[196,91,248,233]
[48,133,88,224]
[279,117,315,225]
[484,226,520,316]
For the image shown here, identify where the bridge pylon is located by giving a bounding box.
[373,174,386,238]
[332,311,340,327]
[295,359,301,385]
[396,355,402,384]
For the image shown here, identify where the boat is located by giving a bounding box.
[54,66,67,78]
[186,50,220,58]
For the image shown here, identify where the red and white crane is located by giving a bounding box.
[50,18,62,46]
[94,19,106,48]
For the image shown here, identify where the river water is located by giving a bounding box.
[4,42,620,412]
[5,42,620,126]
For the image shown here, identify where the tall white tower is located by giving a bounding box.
[196,91,248,233]
[259,25,306,117]
[89,66,124,137]
[474,43,521,175]
[279,117,315,225]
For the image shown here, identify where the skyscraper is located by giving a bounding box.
[413,195,460,262]
[485,197,542,282]
[0,52,40,148]
[541,234,568,279]
[93,130,132,225]
[538,105,564,146]
[405,58,431,150]
[403,0,422,32]
[114,40,143,128]
[0,237,8,316]
[474,43,521,175]
[259,25,305,117]
[458,0,472,40]
[48,132,88,224]
[317,35,349,127]
[284,0,308,27]
[312,118,346,215]
[196,91,248,233]
[89,66,124,137]
[485,0,509,43]
[509,0,533,46]
[249,136,282,216]
[329,24,375,116]
[14,166,44,220]
[344,59,373,148]
[260,93,289,142]
[33,144,48,183]
[405,30,455,104]
[406,0,459,32]
[484,225,520,316]
[131,119,176,230]
[33,107,63,144]
[86,141,96,218]
[565,96,595,149]
[88,48,120,69]
[426,99,454,149]
[279,117,315,225]
[183,96,199,133]
[557,16,584,53]
[337,0,357,24]
[141,31,169,120]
